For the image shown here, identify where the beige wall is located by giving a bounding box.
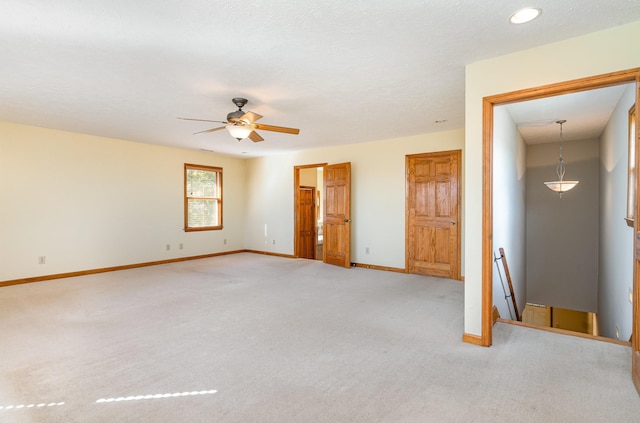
[299,168,318,187]
[0,120,464,281]
[464,20,640,337]
[244,130,465,269]
[0,121,247,280]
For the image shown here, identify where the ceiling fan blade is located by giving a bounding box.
[240,111,263,123]
[193,126,226,135]
[178,117,228,124]
[248,131,264,142]
[254,123,300,135]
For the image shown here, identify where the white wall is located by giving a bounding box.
[244,130,465,269]
[526,138,600,312]
[465,20,640,337]
[492,106,527,320]
[0,121,247,281]
[599,85,636,340]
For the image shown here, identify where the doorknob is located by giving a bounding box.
[344,218,351,223]
[450,221,456,225]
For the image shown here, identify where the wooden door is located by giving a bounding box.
[406,150,460,279]
[324,162,351,268]
[298,186,316,259]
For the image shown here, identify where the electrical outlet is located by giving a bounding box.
[273,240,276,245]
[224,239,227,245]
[179,243,183,250]
[38,256,46,264]
[166,244,170,251]
[365,247,370,254]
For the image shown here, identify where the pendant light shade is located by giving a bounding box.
[544,120,579,198]
[226,124,253,141]
[544,180,580,193]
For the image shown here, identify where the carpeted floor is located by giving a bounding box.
[1,253,639,422]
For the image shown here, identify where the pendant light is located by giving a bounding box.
[544,120,579,198]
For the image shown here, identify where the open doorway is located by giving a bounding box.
[481,70,640,392]
[294,164,326,260]
[492,82,635,342]
[294,162,352,267]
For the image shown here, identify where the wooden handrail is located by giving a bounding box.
[498,248,521,321]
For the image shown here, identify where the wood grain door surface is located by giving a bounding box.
[323,162,351,268]
[298,186,316,259]
[406,151,460,279]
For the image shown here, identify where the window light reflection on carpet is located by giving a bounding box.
[0,402,65,411]
[96,390,217,403]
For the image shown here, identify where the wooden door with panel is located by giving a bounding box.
[323,162,351,268]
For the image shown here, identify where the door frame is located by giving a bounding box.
[294,163,327,258]
[480,68,640,378]
[405,150,462,280]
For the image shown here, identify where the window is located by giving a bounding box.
[627,105,636,227]
[184,164,222,231]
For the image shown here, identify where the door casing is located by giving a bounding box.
[479,68,640,394]
[294,163,327,258]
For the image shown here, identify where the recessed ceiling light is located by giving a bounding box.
[509,7,541,24]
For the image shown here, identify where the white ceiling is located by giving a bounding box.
[1,1,640,157]
[504,83,634,144]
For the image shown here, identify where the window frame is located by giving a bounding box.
[626,104,636,227]
[184,163,223,232]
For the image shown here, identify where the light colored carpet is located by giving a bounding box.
[1,253,639,422]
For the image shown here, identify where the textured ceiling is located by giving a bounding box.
[1,1,640,157]
[504,83,634,144]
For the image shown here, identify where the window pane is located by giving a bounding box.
[185,164,222,231]
[187,169,217,198]
[187,199,218,227]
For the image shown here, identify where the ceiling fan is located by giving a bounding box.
[178,97,300,142]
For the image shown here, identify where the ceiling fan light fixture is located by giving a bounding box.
[182,97,299,143]
[226,125,253,141]
[509,7,541,24]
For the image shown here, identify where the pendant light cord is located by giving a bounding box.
[556,120,566,181]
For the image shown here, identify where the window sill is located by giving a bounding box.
[185,226,223,232]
